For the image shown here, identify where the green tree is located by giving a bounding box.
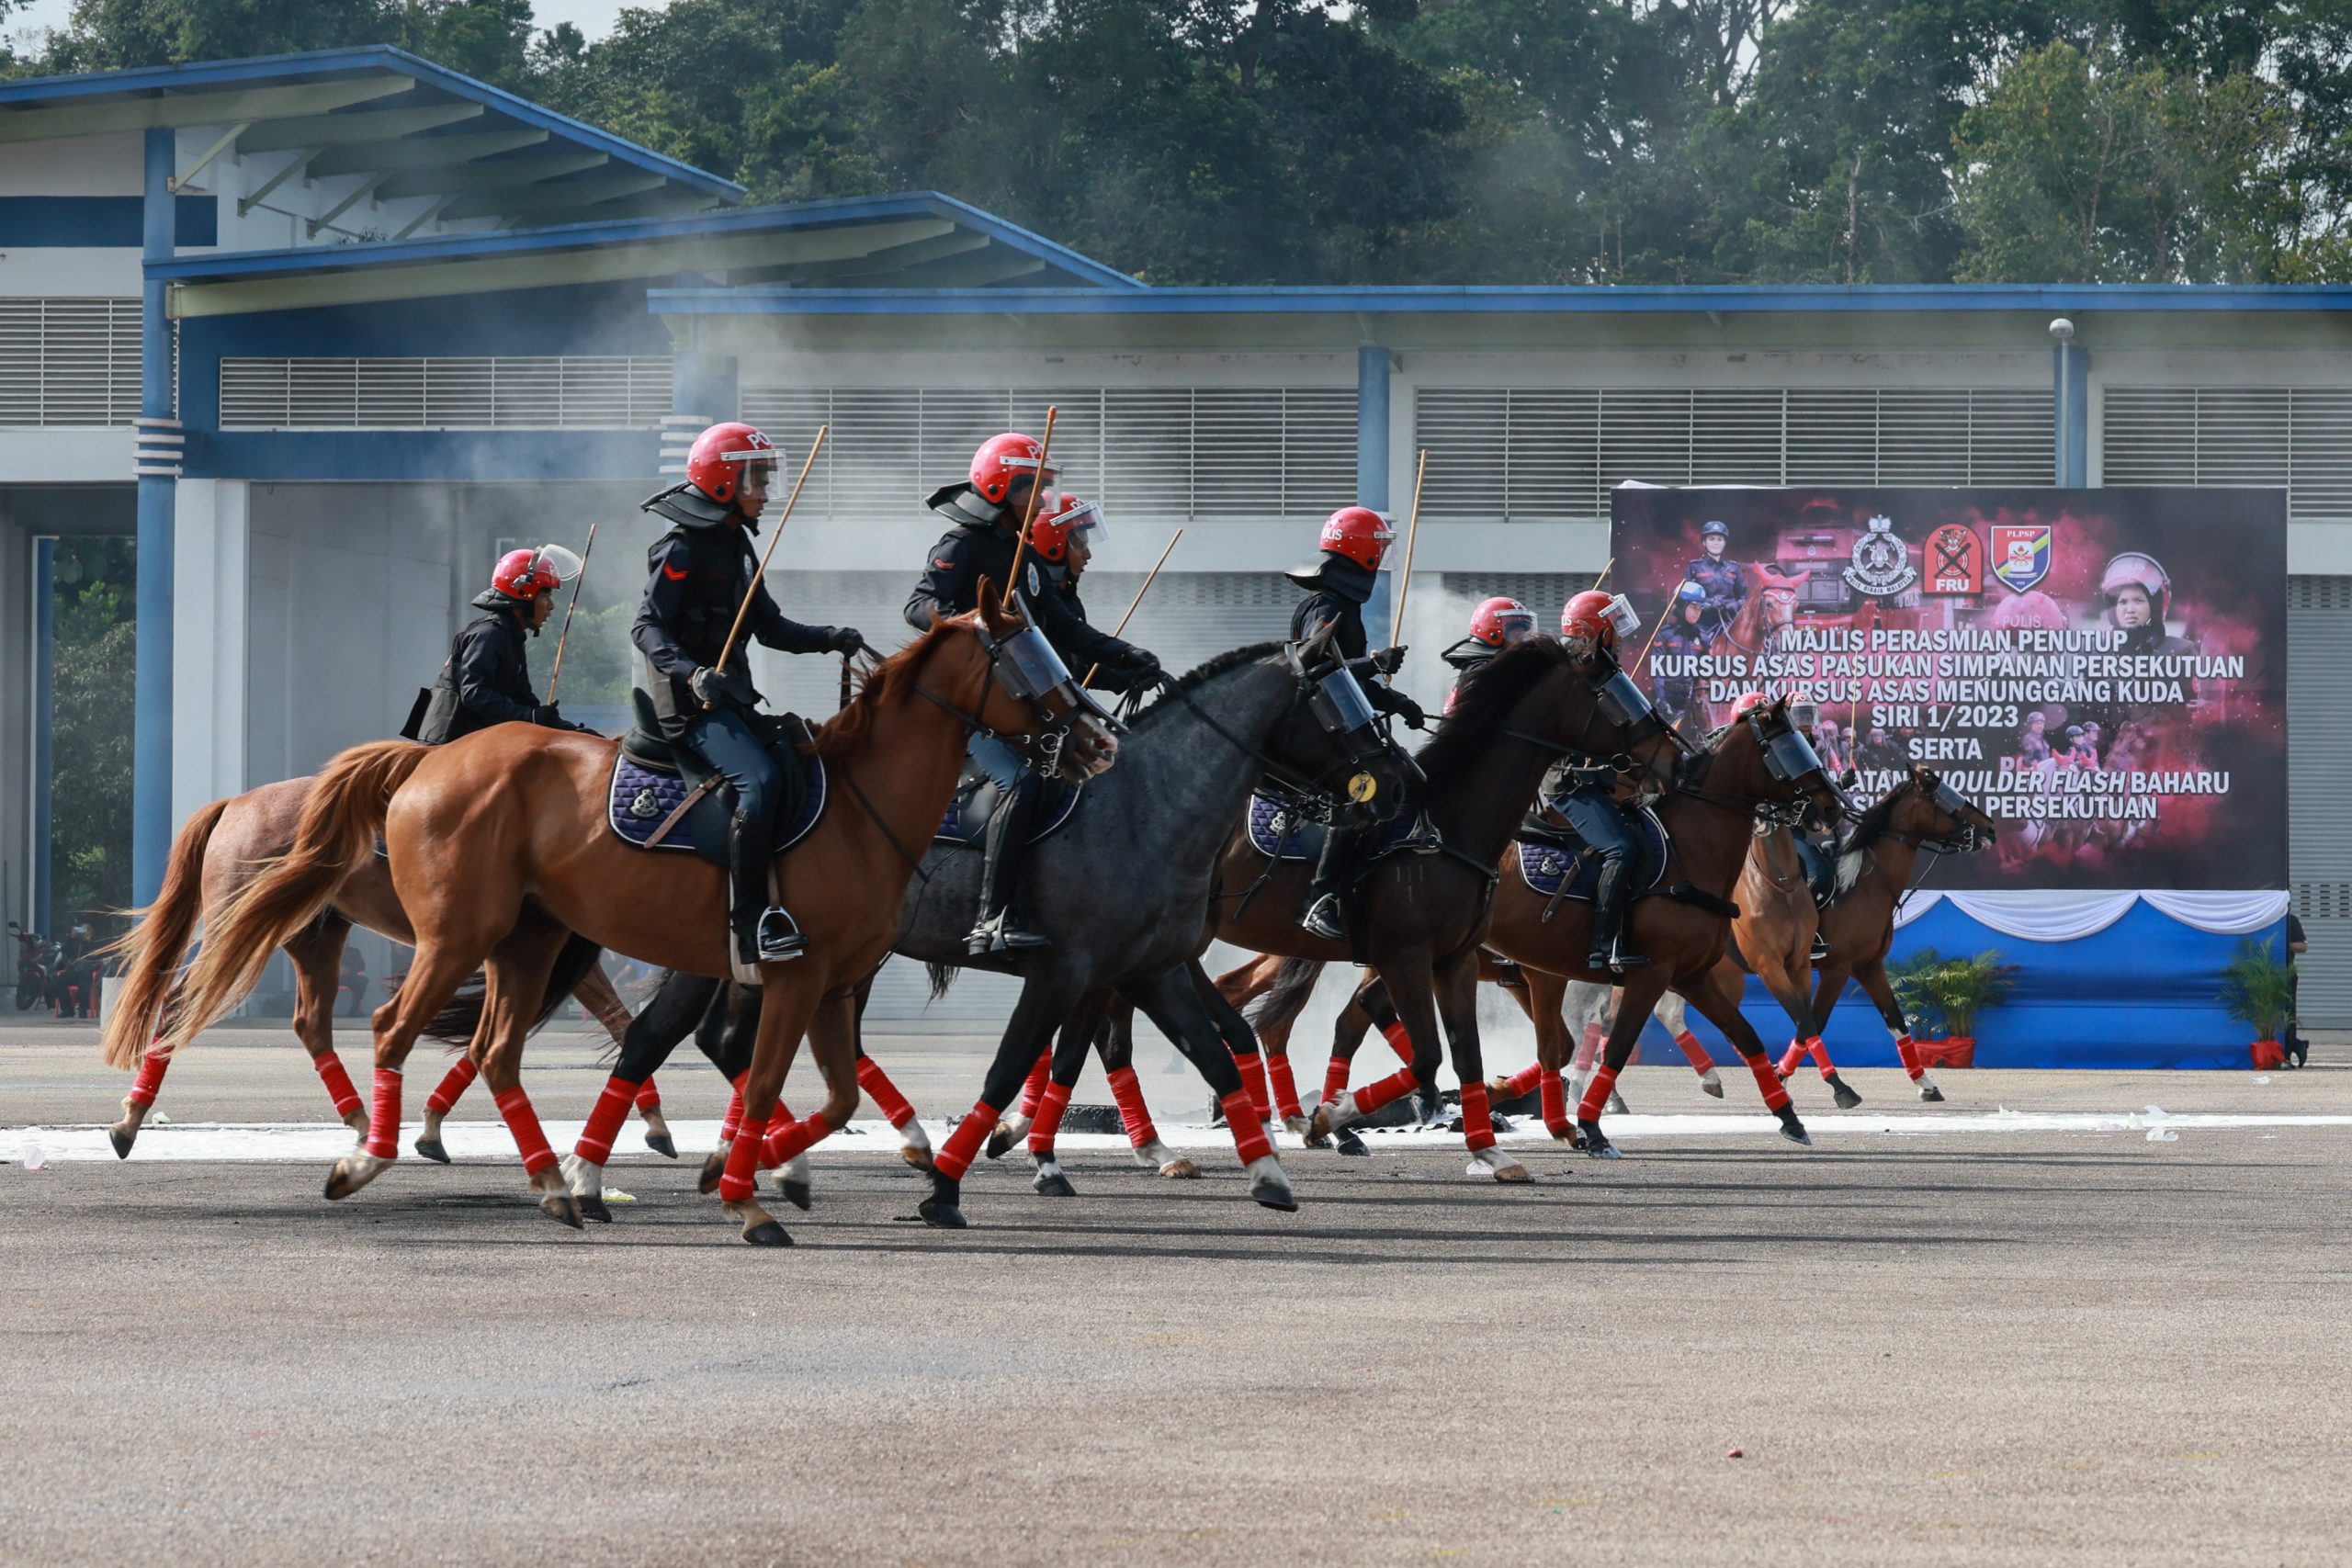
[47,538,137,928]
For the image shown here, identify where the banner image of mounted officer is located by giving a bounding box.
[1612,486,2286,893]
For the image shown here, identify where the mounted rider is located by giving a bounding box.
[1440,596,1535,715]
[633,422,865,974]
[1037,491,1148,692]
[1286,506,1428,941]
[409,547,590,744]
[1650,580,1710,728]
[1552,589,1648,973]
[906,435,1162,955]
[1682,519,1746,645]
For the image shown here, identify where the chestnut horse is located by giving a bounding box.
[1208,637,1681,1180]
[161,595,1115,1243]
[96,775,655,1159]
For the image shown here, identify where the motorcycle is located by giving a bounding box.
[9,922,53,1012]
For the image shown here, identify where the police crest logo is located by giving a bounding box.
[629,787,661,819]
[1026,563,1042,599]
[1924,524,1983,594]
[1841,514,1917,596]
[1990,522,2052,592]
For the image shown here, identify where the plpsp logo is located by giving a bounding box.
[1989,524,2052,593]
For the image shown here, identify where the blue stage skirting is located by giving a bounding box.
[1643,901,2285,1071]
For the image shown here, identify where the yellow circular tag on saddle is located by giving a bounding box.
[1348,772,1378,803]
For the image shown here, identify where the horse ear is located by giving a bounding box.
[1299,619,1338,663]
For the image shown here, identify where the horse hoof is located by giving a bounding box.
[779,1178,813,1213]
[322,1152,386,1201]
[540,1191,584,1230]
[1283,1112,1312,1136]
[1606,1090,1627,1115]
[741,1219,794,1247]
[1918,1081,1945,1103]
[1033,1169,1078,1198]
[577,1190,613,1224]
[1830,1082,1863,1111]
[899,1144,934,1170]
[107,1123,134,1158]
[1159,1158,1200,1179]
[1577,1122,1620,1159]
[413,1137,450,1165]
[918,1197,968,1229]
[1699,1069,1725,1100]
[696,1150,728,1195]
[1777,1110,1814,1146]
[1332,1128,1369,1157]
[1248,1156,1299,1213]
[643,1131,678,1159]
[1546,1120,1576,1144]
[1469,1148,1532,1182]
[984,1122,1017,1161]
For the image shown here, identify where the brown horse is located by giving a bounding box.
[161,593,1116,1243]
[96,775,650,1158]
[1480,698,1847,1155]
[1208,637,1680,1181]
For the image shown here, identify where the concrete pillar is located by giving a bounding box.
[2052,321,2089,487]
[172,479,248,824]
[131,128,177,901]
[1359,343,1394,644]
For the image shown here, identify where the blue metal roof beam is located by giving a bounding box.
[0,73,413,142]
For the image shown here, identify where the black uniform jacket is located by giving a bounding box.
[632,521,836,735]
[1283,554,1416,717]
[416,598,539,744]
[903,486,1148,679]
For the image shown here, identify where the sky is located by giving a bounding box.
[5,1,661,52]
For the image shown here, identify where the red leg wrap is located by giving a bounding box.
[1675,1030,1717,1075]
[1221,1091,1272,1165]
[1320,1056,1350,1105]
[574,1076,638,1166]
[311,1050,361,1117]
[1380,1021,1413,1064]
[1575,1021,1604,1073]
[933,1100,1001,1182]
[365,1067,402,1161]
[1027,1080,1073,1155]
[1106,1066,1157,1148]
[1747,1054,1793,1111]
[1804,1036,1835,1077]
[1353,1064,1420,1116]
[492,1085,557,1176]
[128,1048,171,1109]
[857,1056,918,1127]
[754,1101,797,1169]
[424,1055,480,1116]
[1540,1067,1568,1134]
[632,1078,662,1112]
[1231,1050,1272,1124]
[1016,1049,1051,1120]
[1776,1040,1805,1077]
[718,1110,768,1203]
[1265,1052,1303,1122]
[718,1072,749,1144]
[1459,1080,1496,1151]
[764,1110,834,1167]
[1894,1033,1924,1079]
[1499,1062,1540,1099]
[1577,1064,1620,1123]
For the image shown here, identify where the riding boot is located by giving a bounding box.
[1301,827,1358,942]
[1588,855,1646,973]
[968,773,1050,955]
[728,807,802,980]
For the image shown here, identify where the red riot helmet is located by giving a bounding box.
[1030,492,1106,564]
[685,422,777,507]
[1561,590,1630,654]
[2099,551,2172,626]
[489,544,582,603]
[1469,596,1535,648]
[970,432,1057,507]
[1318,506,1395,571]
[1729,691,1770,719]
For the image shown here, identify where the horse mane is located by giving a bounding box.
[1133,640,1285,725]
[1413,637,1573,798]
[1840,776,1914,857]
[808,621,951,761]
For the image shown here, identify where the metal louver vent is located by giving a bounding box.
[218,357,673,429]
[1417,387,2052,521]
[737,386,1354,523]
[2103,388,2346,517]
[0,298,143,426]
[2290,574,2352,1021]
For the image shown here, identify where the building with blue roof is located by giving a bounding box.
[2,49,2347,1021]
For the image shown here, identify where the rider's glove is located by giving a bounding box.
[1389,692,1429,730]
[827,626,865,656]
[689,666,727,707]
[531,704,565,728]
[1370,645,1408,676]
[1122,648,1162,679]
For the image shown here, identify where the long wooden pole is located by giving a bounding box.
[1000,406,1060,613]
[542,521,596,705]
[1083,526,1182,685]
[1387,448,1429,648]
[708,424,828,700]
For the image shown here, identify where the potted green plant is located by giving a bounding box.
[2220,938,2296,1070]
[1887,948,2018,1067]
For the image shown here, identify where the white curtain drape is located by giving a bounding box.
[1891,890,2290,940]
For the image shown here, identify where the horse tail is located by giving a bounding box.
[171,742,430,1051]
[417,933,607,1051]
[926,961,958,1000]
[1245,957,1325,1036]
[97,796,231,1070]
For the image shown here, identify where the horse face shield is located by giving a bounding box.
[1752,717,1847,808]
[1928,775,1995,852]
[989,626,1119,779]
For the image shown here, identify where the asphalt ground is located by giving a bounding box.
[4,1015,2348,1566]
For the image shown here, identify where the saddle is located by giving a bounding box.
[933,761,1082,849]
[606,689,828,866]
[1512,806,1670,904]
[1245,790,1428,865]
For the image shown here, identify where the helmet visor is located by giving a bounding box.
[1052,497,1106,547]
[1602,592,1641,640]
[530,544,585,584]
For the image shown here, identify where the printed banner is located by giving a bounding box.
[1611,487,2286,891]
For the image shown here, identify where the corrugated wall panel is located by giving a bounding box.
[2290,576,2352,1023]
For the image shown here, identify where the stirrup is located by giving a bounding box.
[1602,937,1648,974]
[752,908,806,964]
[1809,934,1830,962]
[1300,894,1346,942]
[967,913,1048,956]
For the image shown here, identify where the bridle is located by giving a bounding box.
[1881,775,1990,857]
[1215,647,1402,824]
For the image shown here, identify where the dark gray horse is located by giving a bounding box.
[567,636,1412,1227]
